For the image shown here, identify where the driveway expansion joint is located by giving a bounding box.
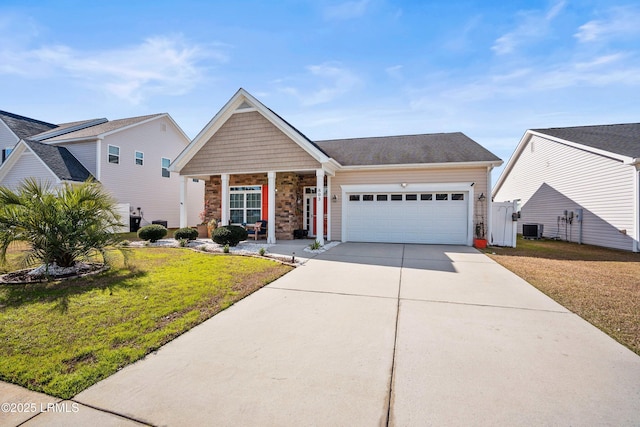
[399,296,570,314]
[265,286,398,300]
[69,399,153,426]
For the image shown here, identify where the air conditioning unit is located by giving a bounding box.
[522,223,543,239]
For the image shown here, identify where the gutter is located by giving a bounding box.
[339,160,503,171]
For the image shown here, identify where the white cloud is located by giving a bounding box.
[492,0,566,55]
[575,6,640,43]
[0,34,225,104]
[324,0,371,20]
[278,62,362,106]
[385,65,403,79]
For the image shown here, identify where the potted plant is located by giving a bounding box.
[474,222,487,248]
[197,211,208,238]
[474,193,488,249]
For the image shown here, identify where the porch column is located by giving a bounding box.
[179,175,188,228]
[221,173,230,226]
[267,171,276,244]
[326,175,332,241]
[316,169,325,245]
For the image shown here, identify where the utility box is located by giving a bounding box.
[522,223,543,239]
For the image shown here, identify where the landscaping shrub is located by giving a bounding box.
[211,225,248,247]
[137,224,168,243]
[0,178,123,268]
[174,227,198,241]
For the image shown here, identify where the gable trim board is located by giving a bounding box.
[173,88,502,245]
[493,126,640,252]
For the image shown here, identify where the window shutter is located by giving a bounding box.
[261,185,268,220]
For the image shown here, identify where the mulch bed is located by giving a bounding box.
[0,263,109,284]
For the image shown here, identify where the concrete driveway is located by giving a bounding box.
[4,243,640,426]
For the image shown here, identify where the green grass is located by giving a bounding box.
[0,248,292,398]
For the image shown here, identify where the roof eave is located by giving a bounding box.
[339,160,502,171]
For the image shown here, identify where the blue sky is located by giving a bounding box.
[1,0,639,180]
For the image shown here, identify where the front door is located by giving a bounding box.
[304,187,327,237]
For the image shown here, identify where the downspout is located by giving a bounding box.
[634,164,640,252]
[486,166,493,245]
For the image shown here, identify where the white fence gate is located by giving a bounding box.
[115,203,131,234]
[491,201,517,247]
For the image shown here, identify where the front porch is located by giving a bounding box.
[180,169,332,244]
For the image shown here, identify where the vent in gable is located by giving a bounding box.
[237,101,252,110]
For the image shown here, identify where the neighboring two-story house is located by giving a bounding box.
[0,111,203,229]
[493,123,640,252]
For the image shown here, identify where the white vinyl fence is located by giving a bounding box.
[114,203,131,234]
[491,201,517,247]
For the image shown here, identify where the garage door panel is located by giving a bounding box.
[345,191,469,245]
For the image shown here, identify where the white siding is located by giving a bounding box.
[60,141,97,175]
[0,120,18,162]
[0,120,18,147]
[494,135,635,251]
[1,151,58,190]
[99,116,204,228]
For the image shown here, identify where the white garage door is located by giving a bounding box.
[345,191,470,244]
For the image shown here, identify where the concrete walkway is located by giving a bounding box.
[3,243,640,426]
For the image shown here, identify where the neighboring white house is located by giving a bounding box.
[493,123,640,252]
[0,111,204,229]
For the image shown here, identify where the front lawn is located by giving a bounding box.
[485,237,640,356]
[0,248,292,398]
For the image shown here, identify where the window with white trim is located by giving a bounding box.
[161,157,170,178]
[108,145,120,164]
[2,147,13,163]
[230,186,262,224]
[135,151,144,166]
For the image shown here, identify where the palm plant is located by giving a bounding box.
[0,178,123,268]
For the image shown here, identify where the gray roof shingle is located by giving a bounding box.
[316,133,501,166]
[0,111,57,140]
[533,123,640,159]
[42,114,164,141]
[23,140,94,182]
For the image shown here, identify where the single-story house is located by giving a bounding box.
[0,111,204,229]
[171,89,502,245]
[493,123,640,252]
